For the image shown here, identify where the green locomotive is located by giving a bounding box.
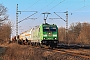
[31,23,58,47]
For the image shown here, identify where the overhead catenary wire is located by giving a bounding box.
[39,0,56,11]
[47,0,65,11]
[32,0,56,20]
[34,0,65,20]
[65,0,84,11]
[69,0,90,13]
[54,12,66,22]
[73,4,90,12]
[22,0,56,25]
[25,0,40,10]
[18,11,37,23]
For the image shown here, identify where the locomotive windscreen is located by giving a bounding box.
[50,27,56,31]
[43,27,56,32]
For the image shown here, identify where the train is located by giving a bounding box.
[18,23,59,47]
[10,23,90,49]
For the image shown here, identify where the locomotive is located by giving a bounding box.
[18,23,59,47]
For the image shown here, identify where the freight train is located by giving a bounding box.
[18,23,59,47]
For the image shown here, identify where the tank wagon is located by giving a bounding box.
[19,23,58,47]
[19,29,32,44]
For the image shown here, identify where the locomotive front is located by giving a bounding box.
[41,23,58,46]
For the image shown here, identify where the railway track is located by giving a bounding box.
[40,46,90,59]
[22,43,90,59]
[53,49,90,59]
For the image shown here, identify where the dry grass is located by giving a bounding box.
[2,43,35,60]
[1,43,46,60]
[1,43,90,60]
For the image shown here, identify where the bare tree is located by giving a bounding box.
[0,4,8,26]
[68,22,82,44]
[58,27,66,43]
[1,22,11,40]
[0,4,11,44]
[59,22,90,45]
[77,23,90,45]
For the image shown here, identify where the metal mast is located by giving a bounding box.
[66,11,68,44]
[16,4,19,43]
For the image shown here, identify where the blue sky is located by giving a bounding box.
[1,0,90,36]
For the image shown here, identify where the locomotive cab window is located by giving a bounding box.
[43,27,49,31]
[43,27,56,32]
[50,27,56,31]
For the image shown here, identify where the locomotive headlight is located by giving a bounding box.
[49,33,50,34]
[43,35,47,37]
[53,34,57,37]
[54,38,57,40]
[44,38,46,40]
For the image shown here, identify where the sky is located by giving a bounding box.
[0,0,90,36]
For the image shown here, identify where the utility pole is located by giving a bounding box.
[42,12,51,24]
[16,4,37,43]
[16,4,19,43]
[65,11,68,44]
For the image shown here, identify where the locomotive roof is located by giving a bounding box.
[41,23,57,26]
